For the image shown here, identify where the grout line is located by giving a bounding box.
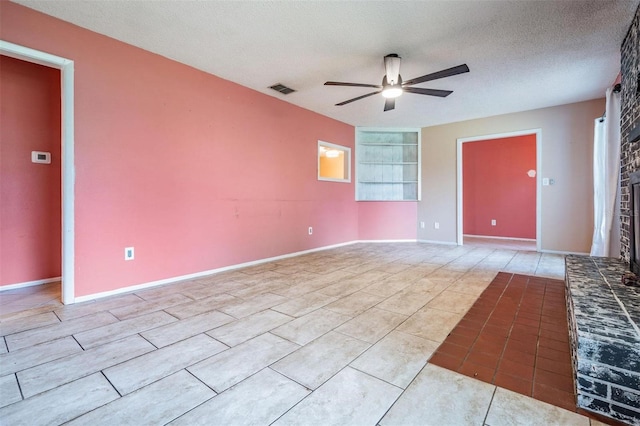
[184,368,219,399]
[137,332,159,350]
[71,334,85,351]
[100,370,122,398]
[482,386,498,426]
[526,276,542,397]
[374,360,432,424]
[14,372,25,401]
[52,310,63,323]
[165,368,218,424]
[531,279,547,395]
[491,273,519,384]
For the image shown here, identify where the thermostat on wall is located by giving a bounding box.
[31,151,51,164]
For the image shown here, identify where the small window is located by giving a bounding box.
[318,141,351,183]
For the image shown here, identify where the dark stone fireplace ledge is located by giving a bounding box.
[565,255,640,425]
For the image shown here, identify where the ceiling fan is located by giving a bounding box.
[325,54,469,111]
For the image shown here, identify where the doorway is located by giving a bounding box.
[456,129,541,251]
[0,40,75,304]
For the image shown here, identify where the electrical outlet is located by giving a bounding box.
[491,219,496,226]
[420,221,425,229]
[308,227,313,235]
[434,222,440,229]
[125,247,134,261]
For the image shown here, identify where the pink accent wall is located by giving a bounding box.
[2,2,395,297]
[358,202,417,240]
[0,56,61,286]
[463,134,536,239]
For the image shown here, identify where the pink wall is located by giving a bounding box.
[0,2,376,297]
[463,134,536,239]
[0,56,61,286]
[358,202,417,240]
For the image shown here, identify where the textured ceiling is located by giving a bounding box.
[13,0,639,127]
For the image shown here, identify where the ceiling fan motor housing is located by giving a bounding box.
[384,54,402,85]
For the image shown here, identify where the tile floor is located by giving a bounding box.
[0,281,61,316]
[430,272,576,412]
[464,236,538,252]
[0,242,605,425]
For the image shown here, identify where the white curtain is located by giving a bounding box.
[590,87,621,257]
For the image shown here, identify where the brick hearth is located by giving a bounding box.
[565,256,640,425]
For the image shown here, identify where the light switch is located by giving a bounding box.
[31,151,51,164]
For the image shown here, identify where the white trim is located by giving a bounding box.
[416,239,458,246]
[357,239,417,243]
[463,234,536,242]
[535,130,542,252]
[539,249,588,256]
[0,41,75,304]
[0,277,62,292]
[454,129,540,144]
[74,241,358,303]
[456,129,542,252]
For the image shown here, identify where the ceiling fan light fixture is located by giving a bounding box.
[382,85,403,99]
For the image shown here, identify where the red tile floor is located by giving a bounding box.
[430,273,578,410]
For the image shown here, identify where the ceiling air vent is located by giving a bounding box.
[269,83,296,95]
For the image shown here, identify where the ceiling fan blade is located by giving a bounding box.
[403,87,453,97]
[403,64,470,86]
[384,98,395,111]
[335,91,381,106]
[325,81,382,89]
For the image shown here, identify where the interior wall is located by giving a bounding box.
[358,202,417,241]
[463,134,536,239]
[419,99,604,253]
[0,55,61,286]
[0,2,366,298]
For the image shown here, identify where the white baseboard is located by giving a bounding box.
[74,241,360,303]
[0,277,61,292]
[539,249,589,256]
[357,239,417,243]
[416,239,459,246]
[463,234,536,242]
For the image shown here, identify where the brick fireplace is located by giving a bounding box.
[564,6,640,425]
[621,3,640,260]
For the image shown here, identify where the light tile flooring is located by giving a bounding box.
[0,242,603,425]
[0,281,62,316]
[464,236,538,252]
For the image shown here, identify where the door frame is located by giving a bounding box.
[1,40,75,304]
[456,129,542,251]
